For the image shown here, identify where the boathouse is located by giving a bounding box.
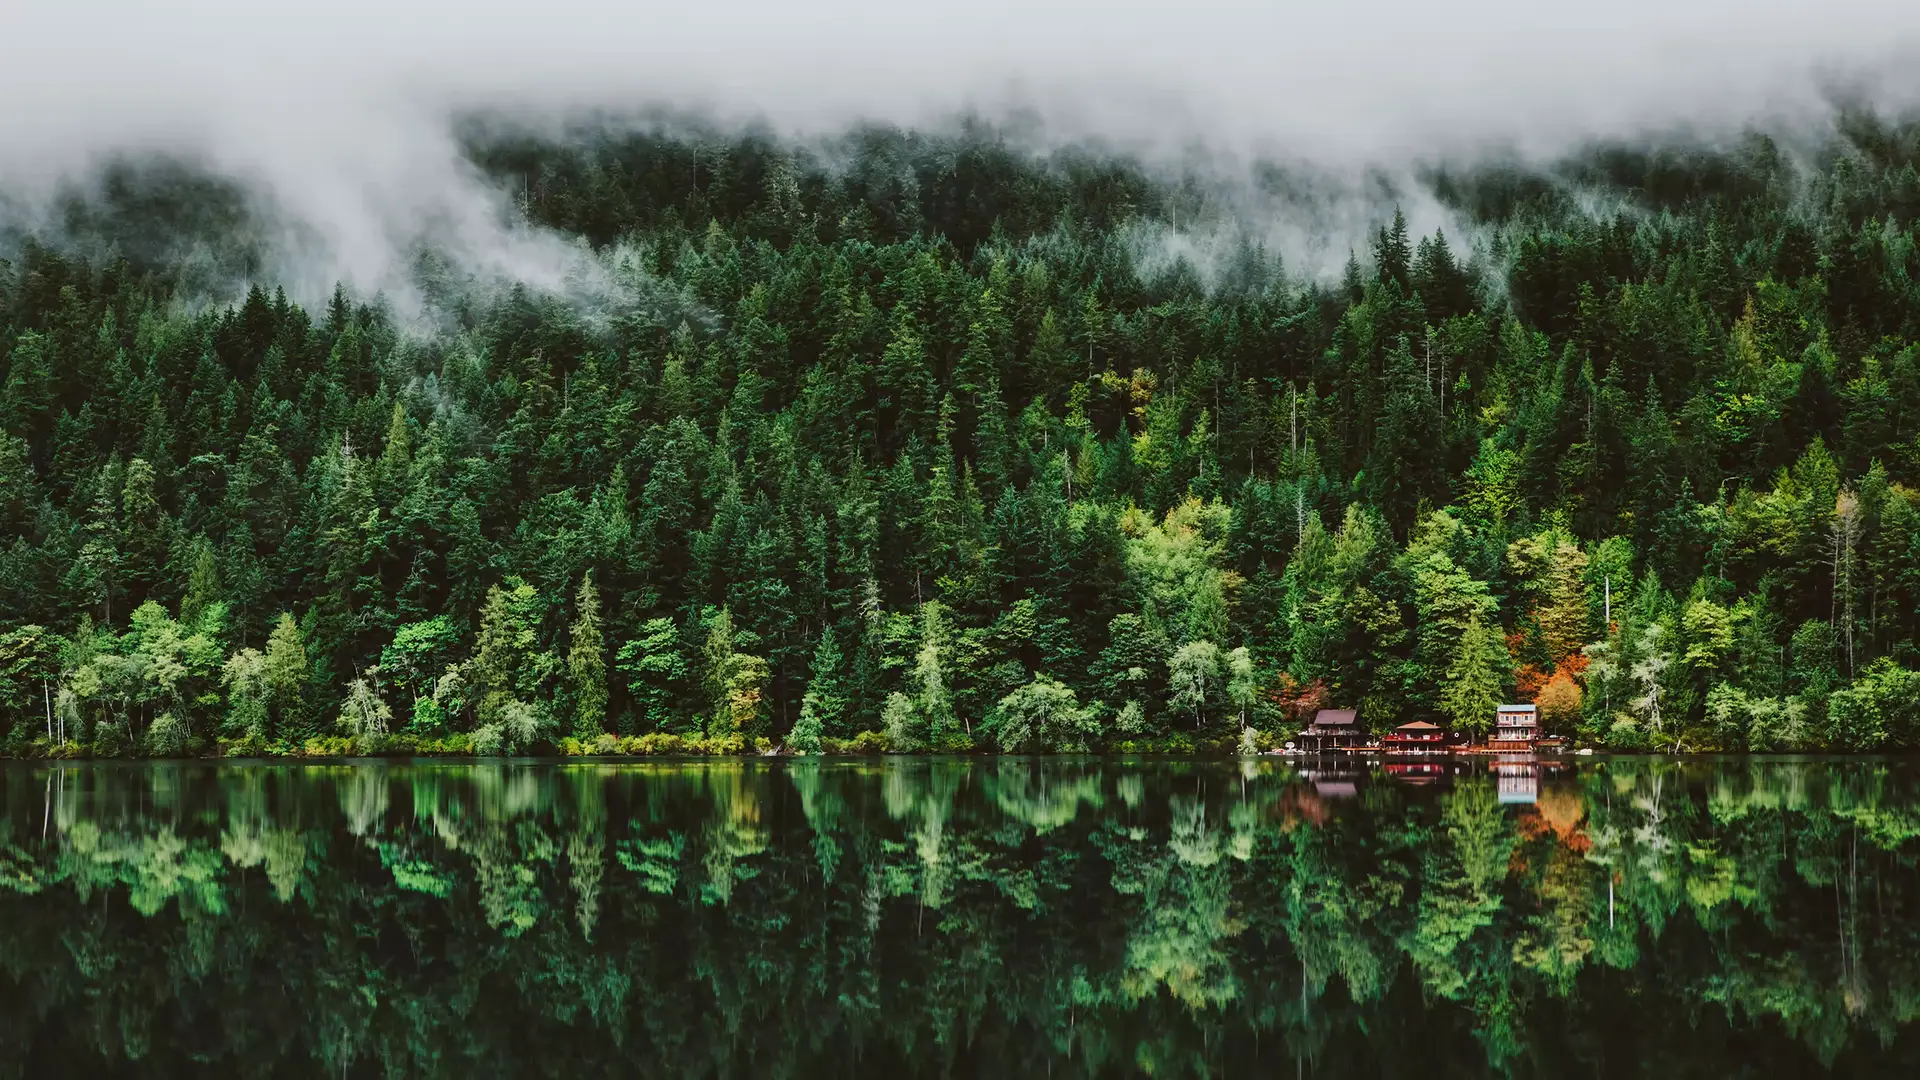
[1489,704,1539,750]
[1299,708,1364,752]
[1382,719,1448,752]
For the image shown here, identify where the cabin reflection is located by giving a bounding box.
[1491,754,1558,804]
[1297,760,1363,798]
[1382,760,1449,786]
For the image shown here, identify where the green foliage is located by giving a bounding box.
[2,121,1920,754]
[616,618,688,734]
[568,574,607,738]
[11,758,1919,1070]
[1167,639,1224,729]
[1441,616,1510,735]
[1705,683,1811,751]
[381,617,460,702]
[1824,659,1920,750]
[987,676,1098,752]
[337,673,393,739]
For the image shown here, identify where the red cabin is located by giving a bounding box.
[1381,719,1449,753]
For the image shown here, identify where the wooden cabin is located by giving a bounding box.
[1298,708,1364,752]
[1382,719,1448,753]
[1488,704,1539,750]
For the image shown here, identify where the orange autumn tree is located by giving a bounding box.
[1268,674,1330,729]
[1536,662,1585,733]
[1507,528,1593,728]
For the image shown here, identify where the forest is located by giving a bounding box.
[3,112,1920,756]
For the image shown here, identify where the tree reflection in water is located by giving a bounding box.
[1,756,1918,1076]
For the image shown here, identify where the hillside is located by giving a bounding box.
[3,118,1920,754]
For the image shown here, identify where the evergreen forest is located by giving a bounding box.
[5,114,1920,756]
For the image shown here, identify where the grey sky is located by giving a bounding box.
[3,0,1916,299]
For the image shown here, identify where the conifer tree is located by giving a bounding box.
[263,613,308,740]
[569,573,607,739]
[1442,615,1509,736]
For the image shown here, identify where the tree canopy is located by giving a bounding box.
[5,116,1920,754]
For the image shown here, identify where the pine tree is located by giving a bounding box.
[263,613,309,741]
[180,538,223,629]
[798,630,847,738]
[569,573,607,739]
[1442,615,1509,736]
[1375,208,1413,288]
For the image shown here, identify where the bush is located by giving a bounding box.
[301,735,357,757]
[787,711,824,754]
[1825,659,1920,750]
[882,692,925,752]
[625,732,686,755]
[696,733,747,755]
[986,676,1098,752]
[222,732,274,758]
[470,724,504,756]
[845,730,890,754]
[145,713,186,757]
[1109,734,1199,754]
[1604,715,1648,751]
[1705,684,1810,751]
[92,725,132,758]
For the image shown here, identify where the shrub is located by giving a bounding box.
[145,711,189,753]
[1825,659,1920,750]
[787,711,824,754]
[470,724,504,756]
[301,735,357,757]
[845,730,890,754]
[987,676,1098,752]
[627,732,686,755]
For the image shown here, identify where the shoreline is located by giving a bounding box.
[4,748,1911,764]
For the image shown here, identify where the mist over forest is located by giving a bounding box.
[4,0,1920,757]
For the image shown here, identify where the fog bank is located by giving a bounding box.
[3,0,1917,302]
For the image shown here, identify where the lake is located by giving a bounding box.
[0,755,1916,1076]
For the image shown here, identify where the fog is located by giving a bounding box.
[3,0,1918,303]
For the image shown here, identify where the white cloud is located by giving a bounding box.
[2,0,1916,300]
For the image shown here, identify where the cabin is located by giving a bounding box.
[1298,708,1364,752]
[1382,719,1448,753]
[1488,704,1539,750]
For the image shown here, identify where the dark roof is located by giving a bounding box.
[1396,720,1442,731]
[1312,709,1358,727]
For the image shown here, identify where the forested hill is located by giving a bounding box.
[4,116,1920,757]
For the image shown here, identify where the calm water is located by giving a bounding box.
[1,755,1917,1077]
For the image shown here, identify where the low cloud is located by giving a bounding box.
[3,0,1917,303]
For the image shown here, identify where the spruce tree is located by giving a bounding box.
[1442,615,1510,736]
[569,573,607,739]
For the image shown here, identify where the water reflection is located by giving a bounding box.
[1,757,1918,1076]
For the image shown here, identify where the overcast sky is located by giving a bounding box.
[3,0,1917,297]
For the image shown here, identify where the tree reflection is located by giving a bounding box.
[1,757,1918,1075]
